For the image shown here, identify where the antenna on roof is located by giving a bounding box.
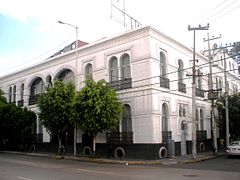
[110,0,142,29]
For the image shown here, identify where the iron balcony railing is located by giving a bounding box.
[178,82,186,93]
[108,78,132,91]
[34,133,43,142]
[106,132,133,144]
[160,76,170,89]
[196,130,207,140]
[17,100,24,107]
[29,94,40,105]
[196,88,205,98]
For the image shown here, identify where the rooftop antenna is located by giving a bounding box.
[111,0,142,29]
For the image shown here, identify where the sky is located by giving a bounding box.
[0,0,239,76]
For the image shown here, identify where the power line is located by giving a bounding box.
[0,38,74,75]
[193,0,230,23]
[210,3,240,22]
[202,0,239,23]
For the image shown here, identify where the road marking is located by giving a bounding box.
[17,176,33,180]
[76,168,119,176]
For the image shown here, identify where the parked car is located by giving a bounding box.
[226,141,240,158]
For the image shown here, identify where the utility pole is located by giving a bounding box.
[223,50,230,147]
[188,24,209,159]
[203,33,221,155]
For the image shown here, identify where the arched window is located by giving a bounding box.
[13,85,16,103]
[85,63,93,79]
[178,59,184,83]
[20,83,24,101]
[179,105,183,117]
[30,77,44,96]
[183,107,186,117]
[57,69,74,84]
[200,109,204,130]
[120,54,131,80]
[160,52,167,77]
[109,56,118,82]
[46,75,52,87]
[162,103,169,131]
[8,87,12,102]
[122,104,132,132]
[196,109,199,130]
[215,77,219,89]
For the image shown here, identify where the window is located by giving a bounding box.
[109,56,118,82]
[120,54,131,80]
[46,75,52,87]
[57,69,74,84]
[85,63,93,79]
[160,52,167,77]
[30,78,44,96]
[8,87,12,102]
[122,104,132,132]
[13,85,16,102]
[200,109,204,130]
[179,105,183,117]
[196,109,199,131]
[162,103,169,131]
[20,83,24,100]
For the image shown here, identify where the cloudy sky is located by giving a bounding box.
[0,0,239,76]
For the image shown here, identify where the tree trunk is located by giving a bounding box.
[58,135,62,155]
[92,135,96,156]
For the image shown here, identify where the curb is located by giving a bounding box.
[0,151,224,165]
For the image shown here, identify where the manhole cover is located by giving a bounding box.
[183,174,198,177]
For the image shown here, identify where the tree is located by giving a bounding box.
[0,90,36,150]
[72,79,122,155]
[38,81,75,153]
[217,92,240,140]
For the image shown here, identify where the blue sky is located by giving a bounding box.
[0,0,239,76]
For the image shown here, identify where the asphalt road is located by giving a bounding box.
[0,153,239,180]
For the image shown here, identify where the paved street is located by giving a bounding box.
[0,153,239,180]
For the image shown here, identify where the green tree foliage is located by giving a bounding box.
[217,92,240,140]
[38,81,75,151]
[0,90,36,150]
[72,79,122,155]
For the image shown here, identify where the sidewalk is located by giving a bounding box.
[0,150,225,165]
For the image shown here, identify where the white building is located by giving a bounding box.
[0,26,239,159]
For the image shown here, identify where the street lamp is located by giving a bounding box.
[58,20,78,157]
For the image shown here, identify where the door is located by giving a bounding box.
[181,120,187,155]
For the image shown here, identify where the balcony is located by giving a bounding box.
[108,78,132,91]
[207,90,219,100]
[160,76,170,89]
[106,132,133,144]
[178,82,186,93]
[34,133,43,142]
[162,131,172,143]
[196,88,204,98]
[17,100,24,107]
[29,94,40,105]
[196,130,207,140]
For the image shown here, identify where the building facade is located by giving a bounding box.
[0,26,239,159]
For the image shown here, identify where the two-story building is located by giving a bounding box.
[0,26,239,159]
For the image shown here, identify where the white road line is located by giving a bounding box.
[76,168,119,176]
[17,176,33,180]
